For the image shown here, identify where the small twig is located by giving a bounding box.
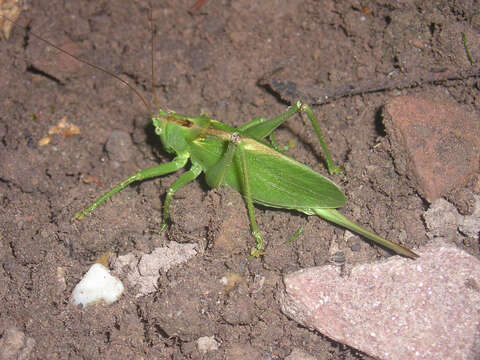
[259,66,480,105]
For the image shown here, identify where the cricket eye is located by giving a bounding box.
[155,126,162,136]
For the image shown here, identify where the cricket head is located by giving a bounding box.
[152,110,211,154]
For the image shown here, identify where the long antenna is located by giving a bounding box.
[148,5,161,112]
[2,14,153,119]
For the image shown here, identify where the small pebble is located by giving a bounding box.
[71,263,124,307]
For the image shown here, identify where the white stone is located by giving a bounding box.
[197,336,219,353]
[71,263,124,307]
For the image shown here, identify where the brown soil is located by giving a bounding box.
[1,0,478,359]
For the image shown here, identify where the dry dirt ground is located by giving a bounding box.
[0,0,479,359]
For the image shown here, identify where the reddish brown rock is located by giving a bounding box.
[383,96,480,201]
[27,37,88,82]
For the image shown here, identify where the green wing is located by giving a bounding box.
[190,135,345,211]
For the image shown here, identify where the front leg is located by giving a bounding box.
[73,152,190,220]
[160,162,203,231]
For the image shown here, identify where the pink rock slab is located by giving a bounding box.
[280,243,480,360]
